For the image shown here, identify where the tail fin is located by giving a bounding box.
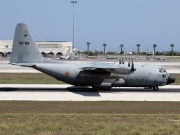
[10,23,43,64]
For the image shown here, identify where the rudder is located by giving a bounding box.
[10,23,43,63]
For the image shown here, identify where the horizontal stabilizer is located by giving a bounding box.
[11,63,36,67]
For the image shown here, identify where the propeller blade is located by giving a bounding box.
[119,59,121,64]
[128,61,130,67]
[131,58,136,72]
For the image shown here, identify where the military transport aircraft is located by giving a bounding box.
[10,23,175,90]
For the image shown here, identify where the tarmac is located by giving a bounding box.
[0,84,179,101]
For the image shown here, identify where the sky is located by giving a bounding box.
[0,0,180,52]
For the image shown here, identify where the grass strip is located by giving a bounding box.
[0,73,64,84]
[0,101,180,135]
[0,114,179,135]
[0,101,180,114]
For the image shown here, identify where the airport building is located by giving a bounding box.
[0,40,72,57]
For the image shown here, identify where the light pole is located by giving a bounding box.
[71,1,77,54]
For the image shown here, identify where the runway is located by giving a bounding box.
[0,84,180,101]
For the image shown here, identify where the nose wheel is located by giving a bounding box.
[153,86,159,91]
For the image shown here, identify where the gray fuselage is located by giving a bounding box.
[33,62,168,88]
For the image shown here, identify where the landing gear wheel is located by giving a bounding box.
[103,88,111,90]
[153,86,159,91]
[92,86,98,90]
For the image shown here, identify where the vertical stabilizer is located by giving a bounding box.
[10,23,43,63]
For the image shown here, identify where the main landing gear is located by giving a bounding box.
[153,86,159,91]
[144,86,159,91]
[92,86,111,90]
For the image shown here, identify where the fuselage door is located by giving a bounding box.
[147,72,158,86]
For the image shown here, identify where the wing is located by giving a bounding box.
[81,63,132,74]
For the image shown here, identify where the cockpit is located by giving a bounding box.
[158,68,175,85]
[158,68,168,79]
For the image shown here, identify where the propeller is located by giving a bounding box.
[131,58,136,72]
[128,61,130,67]
[119,58,124,64]
[119,59,121,64]
[128,58,136,79]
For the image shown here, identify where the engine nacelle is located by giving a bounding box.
[112,78,125,87]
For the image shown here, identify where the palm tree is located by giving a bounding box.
[136,44,141,54]
[153,44,157,55]
[102,43,107,54]
[170,44,175,56]
[87,42,90,55]
[119,44,124,54]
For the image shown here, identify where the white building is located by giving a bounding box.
[0,40,72,57]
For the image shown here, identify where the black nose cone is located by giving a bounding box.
[167,74,175,84]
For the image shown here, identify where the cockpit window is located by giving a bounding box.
[158,68,166,73]
[158,68,163,73]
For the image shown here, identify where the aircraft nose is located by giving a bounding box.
[167,74,175,84]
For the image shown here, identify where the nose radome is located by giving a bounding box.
[167,74,175,84]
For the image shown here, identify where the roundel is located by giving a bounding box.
[65,71,70,76]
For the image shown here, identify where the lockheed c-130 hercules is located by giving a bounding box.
[10,23,175,90]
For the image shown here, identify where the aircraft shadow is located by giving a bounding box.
[0,86,101,97]
[0,87,19,91]
[66,86,100,96]
[0,87,180,94]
